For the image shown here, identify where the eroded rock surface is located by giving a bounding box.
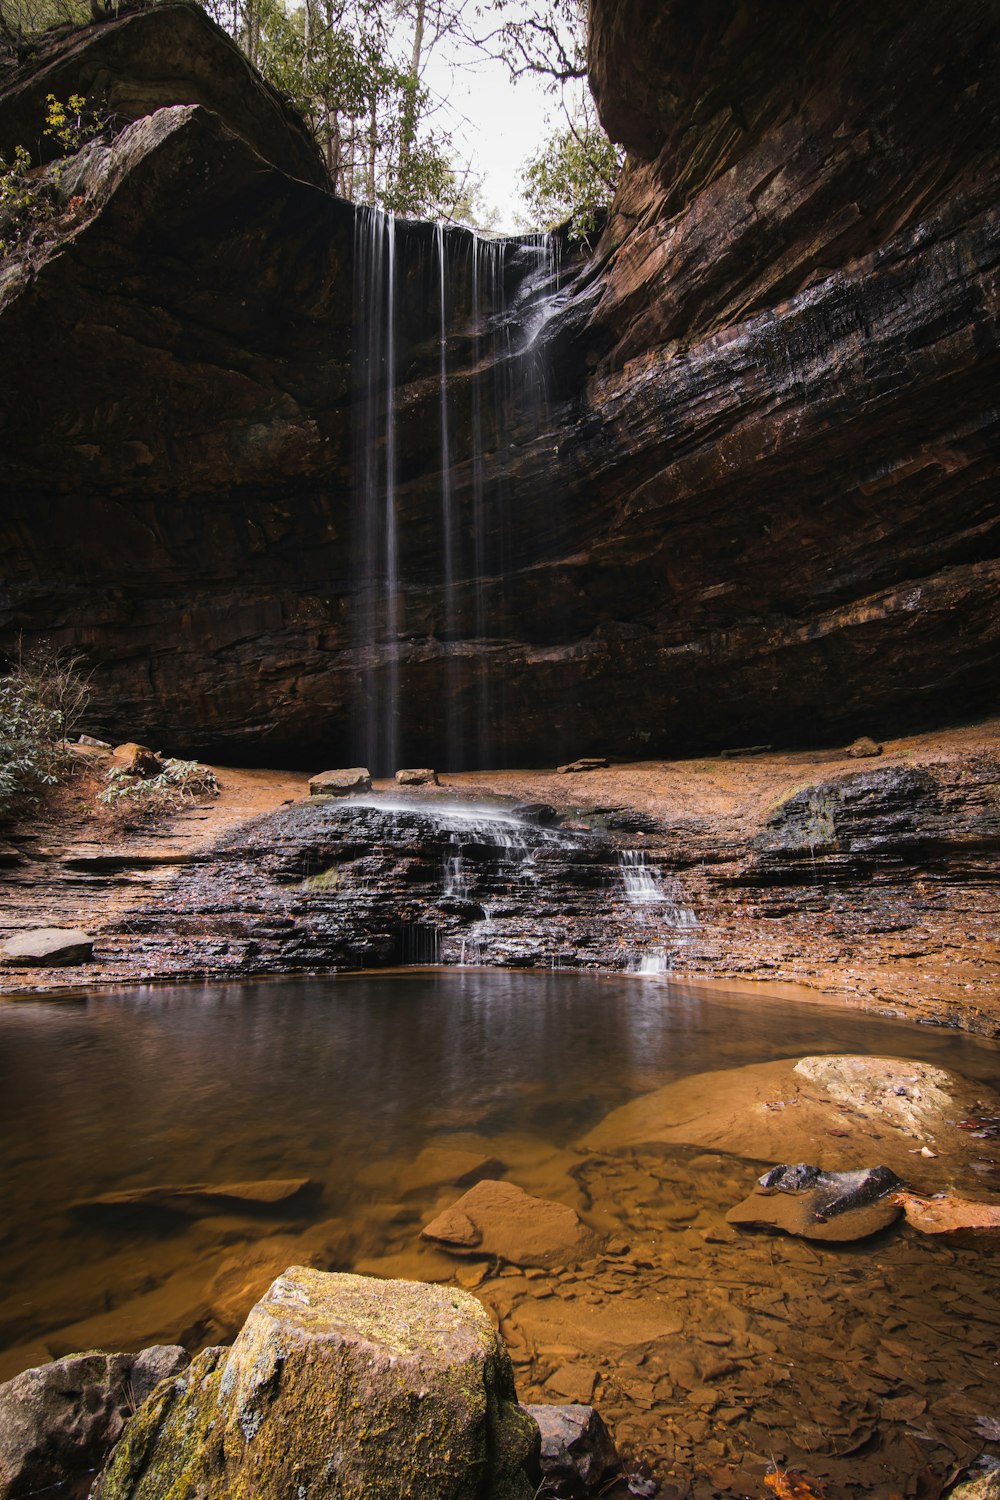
[0,1345,188,1500]
[2,737,997,1034]
[92,1267,540,1500]
[0,0,996,765]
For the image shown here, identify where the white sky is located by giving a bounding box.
[420,42,576,231]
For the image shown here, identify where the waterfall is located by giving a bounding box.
[353,206,399,777]
[619,849,698,974]
[620,848,664,904]
[437,224,459,770]
[620,850,698,927]
[636,950,670,976]
[352,218,563,775]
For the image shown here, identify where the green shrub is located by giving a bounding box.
[98,757,220,825]
[0,93,107,258]
[0,678,67,818]
[0,644,91,818]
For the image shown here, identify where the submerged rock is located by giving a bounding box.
[397,1147,505,1194]
[92,1267,540,1500]
[522,1403,619,1496]
[727,1165,903,1242]
[0,1345,188,1500]
[421,1180,590,1266]
[74,1176,320,1215]
[1,928,93,967]
[581,1055,999,1184]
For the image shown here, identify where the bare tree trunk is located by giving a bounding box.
[399,0,425,168]
[367,100,377,203]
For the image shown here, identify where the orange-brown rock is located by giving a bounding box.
[896,1190,1000,1244]
[421,1180,590,1266]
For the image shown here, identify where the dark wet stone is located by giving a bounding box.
[758,1164,903,1214]
[728,1164,904,1242]
[0,1346,189,1500]
[512,803,560,825]
[521,1403,619,1495]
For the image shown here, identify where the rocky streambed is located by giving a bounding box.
[1,971,999,1498]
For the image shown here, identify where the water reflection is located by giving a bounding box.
[1,970,997,1381]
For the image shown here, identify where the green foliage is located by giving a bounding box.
[521,101,623,235]
[0,680,63,816]
[199,0,464,218]
[0,143,37,256]
[0,92,106,258]
[43,91,104,152]
[98,757,220,825]
[0,645,89,818]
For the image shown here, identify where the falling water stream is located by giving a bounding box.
[352,219,563,776]
[353,206,400,776]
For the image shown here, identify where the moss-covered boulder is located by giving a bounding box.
[93,1266,540,1500]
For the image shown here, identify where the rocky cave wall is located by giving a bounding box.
[0,0,996,767]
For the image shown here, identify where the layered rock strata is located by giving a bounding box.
[0,0,996,764]
[2,732,996,1033]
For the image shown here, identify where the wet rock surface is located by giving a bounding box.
[0,2,997,765]
[74,1176,320,1216]
[896,1191,1000,1245]
[727,1165,904,1243]
[421,1180,590,1267]
[581,1054,1000,1183]
[92,1267,540,1500]
[0,980,997,1498]
[1,732,997,1035]
[0,1345,189,1500]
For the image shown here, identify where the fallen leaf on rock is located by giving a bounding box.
[625,1459,659,1497]
[974,1415,1000,1441]
[764,1470,826,1500]
[896,1190,1000,1243]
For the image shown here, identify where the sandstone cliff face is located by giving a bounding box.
[0,0,996,766]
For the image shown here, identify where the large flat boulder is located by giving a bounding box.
[1,929,93,967]
[308,768,372,797]
[93,1267,540,1500]
[581,1055,999,1185]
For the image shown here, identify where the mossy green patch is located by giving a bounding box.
[92,1269,539,1500]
